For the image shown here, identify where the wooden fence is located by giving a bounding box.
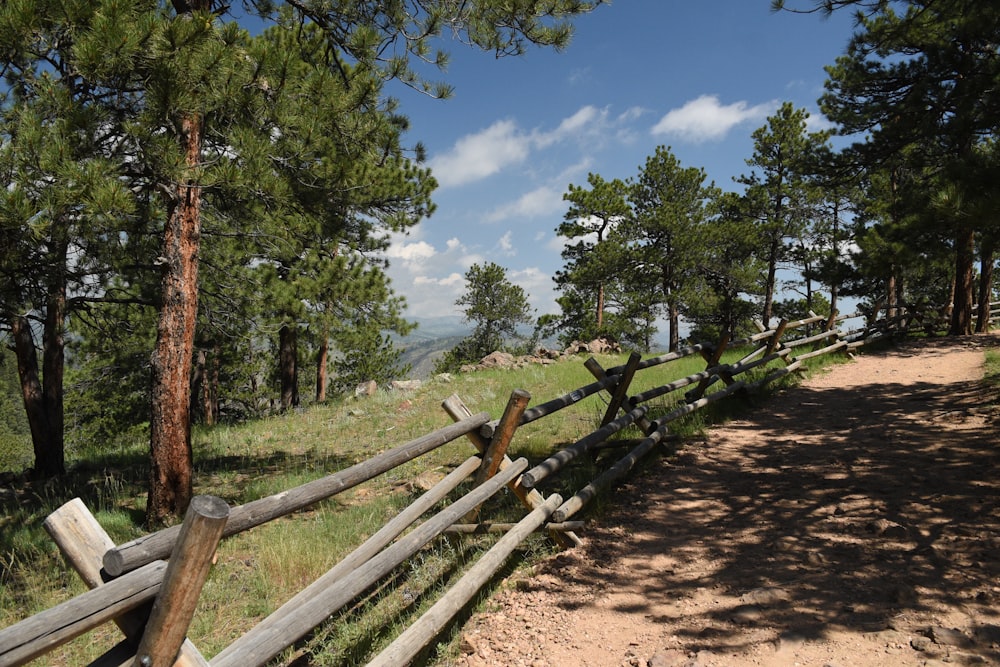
[0,303,991,667]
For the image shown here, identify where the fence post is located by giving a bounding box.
[442,394,581,548]
[463,389,531,522]
[688,332,731,401]
[584,357,657,435]
[600,352,642,428]
[133,496,229,667]
[764,319,789,358]
[476,389,531,486]
[42,499,209,667]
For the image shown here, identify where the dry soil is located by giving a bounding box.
[454,335,1000,667]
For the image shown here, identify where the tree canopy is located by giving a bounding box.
[0,0,599,522]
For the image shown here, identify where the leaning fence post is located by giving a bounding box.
[442,394,581,548]
[42,499,209,667]
[584,357,655,434]
[132,496,229,667]
[764,319,789,358]
[600,352,642,428]
[476,389,530,487]
[463,389,531,522]
[688,332,731,401]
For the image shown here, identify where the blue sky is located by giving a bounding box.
[381,2,859,321]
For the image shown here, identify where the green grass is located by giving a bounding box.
[0,343,852,665]
[984,348,1000,390]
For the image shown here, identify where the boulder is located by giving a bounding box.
[354,380,378,397]
[479,351,516,368]
[389,379,422,392]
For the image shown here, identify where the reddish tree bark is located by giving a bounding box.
[315,336,328,403]
[148,111,202,525]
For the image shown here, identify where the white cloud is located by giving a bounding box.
[498,231,514,255]
[510,266,557,314]
[430,105,640,190]
[385,240,435,263]
[458,252,485,269]
[805,110,837,133]
[429,119,531,187]
[651,95,777,143]
[485,185,565,223]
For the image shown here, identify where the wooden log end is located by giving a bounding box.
[103,548,128,578]
[189,495,230,521]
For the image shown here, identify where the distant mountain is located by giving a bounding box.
[393,317,471,379]
[403,315,471,342]
[394,316,558,379]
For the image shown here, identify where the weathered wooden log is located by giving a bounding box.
[601,352,641,426]
[519,405,648,489]
[583,358,655,435]
[0,560,166,667]
[517,374,619,426]
[654,379,747,427]
[444,520,584,534]
[782,313,827,331]
[630,368,714,404]
[207,455,482,667]
[589,438,645,452]
[724,349,790,378]
[366,494,563,667]
[42,499,208,667]
[747,360,804,390]
[105,411,490,576]
[781,327,841,349]
[791,339,847,362]
[689,333,731,400]
[476,390,530,487]
[209,458,528,667]
[764,319,789,357]
[551,427,670,523]
[44,498,117,588]
[133,496,229,667]
[466,390,530,522]
[441,395,581,549]
[606,343,709,375]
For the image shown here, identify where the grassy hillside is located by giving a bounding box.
[0,346,821,666]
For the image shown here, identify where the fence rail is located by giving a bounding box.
[2,302,995,667]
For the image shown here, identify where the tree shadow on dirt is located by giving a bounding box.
[535,348,1000,662]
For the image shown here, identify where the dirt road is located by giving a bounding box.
[454,335,1000,667]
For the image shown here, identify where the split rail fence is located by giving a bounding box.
[0,303,991,667]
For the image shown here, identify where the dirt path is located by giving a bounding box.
[454,335,1000,667]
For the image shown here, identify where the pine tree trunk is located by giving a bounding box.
[762,238,780,327]
[206,342,220,425]
[191,348,206,423]
[886,269,897,320]
[976,234,994,333]
[40,245,66,477]
[11,316,45,452]
[596,282,605,331]
[950,224,975,335]
[9,228,68,479]
[279,323,298,411]
[668,300,680,353]
[315,336,328,403]
[148,111,202,525]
